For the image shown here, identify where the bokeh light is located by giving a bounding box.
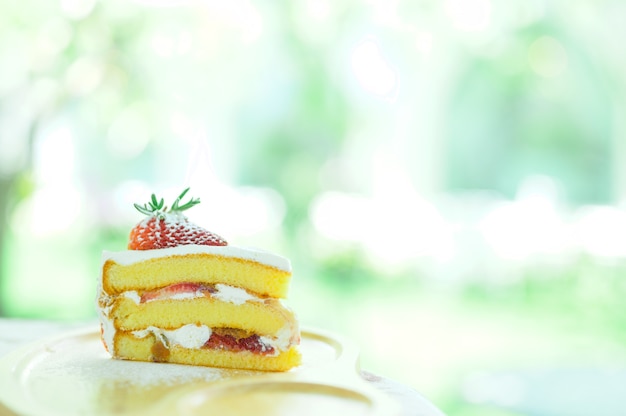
[0,1,624,415]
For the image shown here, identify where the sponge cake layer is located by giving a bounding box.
[107,296,296,335]
[102,245,291,298]
[114,331,301,372]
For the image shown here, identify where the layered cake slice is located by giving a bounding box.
[97,188,301,371]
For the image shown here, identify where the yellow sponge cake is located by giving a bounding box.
[97,189,301,372]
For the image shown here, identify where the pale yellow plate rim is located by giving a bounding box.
[0,326,400,416]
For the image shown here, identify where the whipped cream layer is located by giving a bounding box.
[130,323,297,356]
[102,244,291,272]
[121,283,264,305]
[133,324,212,350]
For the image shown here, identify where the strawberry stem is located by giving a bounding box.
[151,194,164,211]
[171,187,200,212]
[133,187,200,217]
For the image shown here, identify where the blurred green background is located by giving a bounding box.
[1,0,625,414]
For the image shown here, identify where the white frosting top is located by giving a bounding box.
[102,244,291,272]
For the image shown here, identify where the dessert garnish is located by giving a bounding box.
[128,188,227,250]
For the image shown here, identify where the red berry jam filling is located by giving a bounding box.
[204,330,275,355]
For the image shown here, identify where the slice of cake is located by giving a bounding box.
[97,188,301,372]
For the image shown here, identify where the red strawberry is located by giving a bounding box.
[203,333,275,355]
[239,335,274,354]
[128,188,227,250]
[205,333,238,350]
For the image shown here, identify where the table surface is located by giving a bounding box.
[0,318,445,416]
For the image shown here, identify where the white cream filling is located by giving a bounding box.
[98,306,116,353]
[130,324,295,354]
[259,324,295,352]
[122,291,142,304]
[212,284,257,305]
[122,284,263,305]
[132,324,212,350]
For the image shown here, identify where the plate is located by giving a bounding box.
[0,327,400,415]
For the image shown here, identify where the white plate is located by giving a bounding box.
[0,326,400,416]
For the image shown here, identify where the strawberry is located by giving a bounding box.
[205,333,238,350]
[128,188,227,250]
[204,333,275,355]
[239,335,274,354]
